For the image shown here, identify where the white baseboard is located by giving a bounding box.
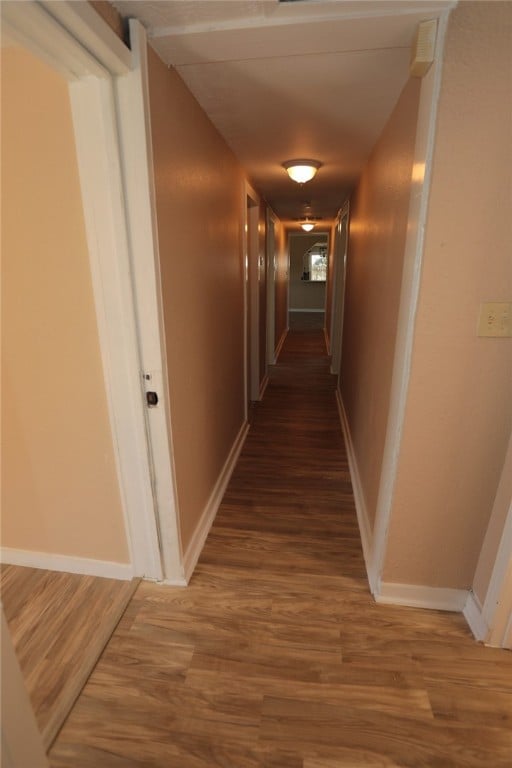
[160,576,188,587]
[274,328,288,362]
[182,420,249,582]
[463,590,489,641]
[376,581,468,612]
[335,390,376,592]
[289,308,325,313]
[141,574,188,587]
[0,547,134,580]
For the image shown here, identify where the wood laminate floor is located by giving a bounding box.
[0,565,138,749]
[49,321,512,767]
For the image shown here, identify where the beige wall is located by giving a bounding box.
[289,233,328,311]
[147,46,246,552]
[1,46,129,562]
[383,2,512,587]
[340,78,421,530]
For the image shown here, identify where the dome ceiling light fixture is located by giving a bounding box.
[301,220,315,232]
[283,159,321,184]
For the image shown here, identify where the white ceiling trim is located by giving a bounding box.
[148,1,455,39]
[150,14,429,68]
[42,0,131,75]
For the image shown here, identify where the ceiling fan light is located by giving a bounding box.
[283,159,321,184]
[301,221,315,232]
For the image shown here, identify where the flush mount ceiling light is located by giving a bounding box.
[283,159,321,184]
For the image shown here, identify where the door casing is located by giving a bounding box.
[2,0,179,581]
[243,183,261,410]
[329,201,349,375]
[266,209,278,365]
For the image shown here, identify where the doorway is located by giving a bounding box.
[288,231,329,330]
[266,210,277,364]
[244,185,262,408]
[330,202,350,375]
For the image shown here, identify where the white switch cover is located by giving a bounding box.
[478,302,512,337]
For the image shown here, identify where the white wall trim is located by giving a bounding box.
[274,328,288,362]
[1,0,107,81]
[336,390,376,592]
[115,19,184,583]
[41,0,131,75]
[0,548,134,581]
[182,421,250,582]
[243,181,261,414]
[329,202,349,376]
[482,501,512,647]
[149,1,456,39]
[482,500,512,625]
[160,577,188,587]
[69,75,163,580]
[370,10,452,585]
[377,582,468,612]
[463,590,489,642]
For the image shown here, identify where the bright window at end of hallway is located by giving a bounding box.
[303,243,327,282]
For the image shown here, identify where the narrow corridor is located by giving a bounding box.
[210,312,366,585]
[49,318,512,767]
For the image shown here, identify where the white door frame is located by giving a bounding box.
[2,1,175,580]
[115,20,184,584]
[266,208,278,365]
[370,9,452,594]
[329,201,349,375]
[243,182,261,409]
[482,503,512,648]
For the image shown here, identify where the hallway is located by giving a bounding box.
[49,321,512,767]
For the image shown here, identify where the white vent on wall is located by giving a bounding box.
[410,19,437,78]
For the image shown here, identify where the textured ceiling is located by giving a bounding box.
[114,0,453,224]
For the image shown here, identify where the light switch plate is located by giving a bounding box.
[477,302,512,337]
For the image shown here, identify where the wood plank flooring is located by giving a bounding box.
[0,565,138,749]
[49,320,512,767]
